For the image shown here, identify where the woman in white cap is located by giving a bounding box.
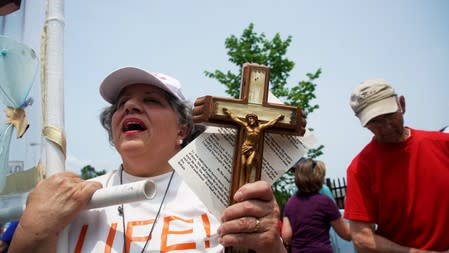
[10,67,290,253]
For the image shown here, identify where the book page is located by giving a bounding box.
[170,126,316,218]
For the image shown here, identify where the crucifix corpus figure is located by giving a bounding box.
[193,63,306,253]
[222,108,284,185]
[193,63,305,203]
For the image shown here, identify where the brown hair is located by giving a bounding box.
[294,159,326,196]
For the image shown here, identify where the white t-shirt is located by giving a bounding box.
[68,169,223,253]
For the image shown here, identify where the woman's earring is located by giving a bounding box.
[178,139,183,145]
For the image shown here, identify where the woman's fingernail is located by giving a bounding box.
[234,191,243,202]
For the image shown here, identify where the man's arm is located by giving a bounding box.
[350,221,447,253]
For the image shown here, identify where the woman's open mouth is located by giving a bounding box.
[122,118,147,135]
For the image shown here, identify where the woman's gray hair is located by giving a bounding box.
[100,91,205,148]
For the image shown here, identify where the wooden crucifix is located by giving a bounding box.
[193,63,305,253]
[193,63,306,204]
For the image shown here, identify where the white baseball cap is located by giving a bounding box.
[350,79,398,126]
[100,67,185,104]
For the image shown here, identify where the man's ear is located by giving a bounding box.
[399,95,406,114]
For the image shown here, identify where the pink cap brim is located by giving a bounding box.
[100,67,184,104]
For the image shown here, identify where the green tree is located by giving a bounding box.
[80,165,106,180]
[204,23,323,209]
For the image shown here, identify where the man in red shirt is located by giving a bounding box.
[344,79,449,252]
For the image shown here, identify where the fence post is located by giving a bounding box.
[326,177,347,209]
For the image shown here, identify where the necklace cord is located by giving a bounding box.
[119,168,127,253]
[120,166,175,253]
[140,170,175,252]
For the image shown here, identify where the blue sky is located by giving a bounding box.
[4,1,448,180]
[62,0,449,180]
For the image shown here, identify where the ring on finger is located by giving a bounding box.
[254,217,261,232]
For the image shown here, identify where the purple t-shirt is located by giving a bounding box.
[284,193,341,253]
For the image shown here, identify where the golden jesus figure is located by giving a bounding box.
[222,107,284,184]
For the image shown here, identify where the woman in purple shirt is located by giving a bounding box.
[282,159,351,253]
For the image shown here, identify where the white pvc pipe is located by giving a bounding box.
[45,0,65,251]
[0,179,156,223]
[45,0,65,177]
[87,179,156,209]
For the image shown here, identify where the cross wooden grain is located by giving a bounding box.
[193,62,305,202]
[193,63,305,253]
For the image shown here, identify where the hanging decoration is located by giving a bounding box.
[0,35,38,191]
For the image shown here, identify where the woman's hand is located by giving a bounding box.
[9,172,102,253]
[219,180,286,253]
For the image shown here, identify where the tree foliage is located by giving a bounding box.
[205,23,324,209]
[80,165,106,180]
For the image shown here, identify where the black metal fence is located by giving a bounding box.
[326,177,347,209]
